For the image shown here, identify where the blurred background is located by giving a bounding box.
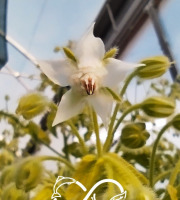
[0,0,180,162]
[0,0,180,111]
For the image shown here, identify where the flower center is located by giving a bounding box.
[70,72,98,95]
[80,74,96,95]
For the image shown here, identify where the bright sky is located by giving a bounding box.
[0,0,105,112]
[0,0,180,165]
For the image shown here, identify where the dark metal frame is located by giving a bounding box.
[94,0,178,80]
[0,0,8,69]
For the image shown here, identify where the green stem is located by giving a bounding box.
[149,121,173,187]
[120,67,142,97]
[67,121,88,154]
[91,108,102,157]
[169,159,180,186]
[103,105,120,152]
[104,103,141,152]
[39,155,74,171]
[103,67,144,152]
[38,139,65,158]
[154,170,172,184]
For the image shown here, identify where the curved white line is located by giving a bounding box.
[83,179,125,200]
[75,181,87,192]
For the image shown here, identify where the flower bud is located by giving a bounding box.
[137,56,171,79]
[1,183,28,200]
[0,150,14,170]
[121,123,150,149]
[0,166,15,187]
[15,158,43,192]
[16,93,50,120]
[172,114,180,130]
[142,96,175,118]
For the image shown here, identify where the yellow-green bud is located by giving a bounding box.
[121,123,150,149]
[16,93,50,120]
[15,158,43,192]
[137,56,171,79]
[142,96,175,118]
[1,183,28,200]
[0,150,14,170]
[0,166,15,187]
[172,114,180,130]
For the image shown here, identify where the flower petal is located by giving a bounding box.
[88,92,113,127]
[103,58,144,87]
[52,89,85,126]
[73,23,105,68]
[39,60,72,86]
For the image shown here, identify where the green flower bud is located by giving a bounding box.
[121,123,150,149]
[16,93,50,120]
[172,114,180,130]
[137,56,171,79]
[1,183,28,200]
[15,157,43,192]
[142,96,175,118]
[0,150,14,170]
[0,166,15,187]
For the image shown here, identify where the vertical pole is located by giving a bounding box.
[147,3,178,80]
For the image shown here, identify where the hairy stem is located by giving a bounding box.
[169,159,180,186]
[149,121,173,187]
[104,66,145,152]
[67,121,88,154]
[39,155,74,171]
[104,103,141,152]
[91,108,102,157]
[38,139,65,158]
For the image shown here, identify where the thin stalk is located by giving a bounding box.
[120,67,142,97]
[104,103,141,152]
[91,108,102,157]
[104,66,145,152]
[169,159,180,186]
[67,121,88,154]
[103,104,120,152]
[38,139,65,158]
[0,111,65,158]
[39,155,74,171]
[149,121,173,187]
[154,170,172,184]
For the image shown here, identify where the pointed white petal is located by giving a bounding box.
[103,58,144,87]
[88,92,113,127]
[39,60,72,86]
[52,89,85,126]
[74,23,105,68]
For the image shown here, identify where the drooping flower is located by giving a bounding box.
[39,23,144,126]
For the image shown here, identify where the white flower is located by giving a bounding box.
[39,24,143,126]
